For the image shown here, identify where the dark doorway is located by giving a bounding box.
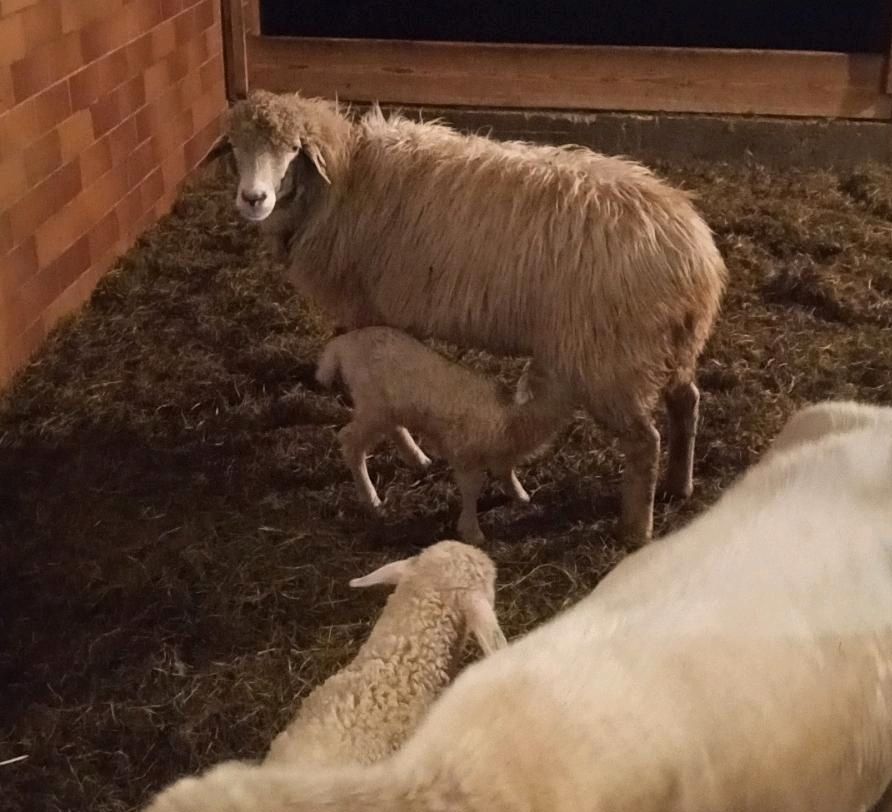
[260,1,890,54]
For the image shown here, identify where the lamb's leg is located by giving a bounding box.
[338,423,384,514]
[390,427,432,468]
[499,468,530,503]
[663,379,700,499]
[454,468,487,544]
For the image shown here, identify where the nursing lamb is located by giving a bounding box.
[225,90,727,542]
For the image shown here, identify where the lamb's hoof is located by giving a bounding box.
[364,496,384,516]
[416,453,433,468]
[515,490,531,504]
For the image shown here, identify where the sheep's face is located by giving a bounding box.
[230,138,299,222]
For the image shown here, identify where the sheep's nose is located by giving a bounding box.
[241,190,267,206]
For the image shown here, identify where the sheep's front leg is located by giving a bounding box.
[454,468,487,544]
[338,423,383,514]
[390,427,432,469]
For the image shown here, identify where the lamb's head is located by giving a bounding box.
[350,541,508,656]
[225,90,340,222]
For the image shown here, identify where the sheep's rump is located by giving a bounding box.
[293,112,727,403]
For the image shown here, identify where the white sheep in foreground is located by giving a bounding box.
[264,540,506,767]
[142,401,892,812]
[225,89,728,542]
[763,399,892,461]
[315,326,573,542]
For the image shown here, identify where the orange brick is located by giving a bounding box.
[0,0,40,12]
[200,51,224,93]
[107,116,138,165]
[42,268,91,329]
[11,29,82,104]
[126,30,155,76]
[47,232,90,294]
[114,185,143,237]
[0,212,11,254]
[0,65,13,114]
[57,109,95,161]
[0,239,38,293]
[59,0,126,34]
[126,137,157,187]
[23,127,62,186]
[174,3,197,44]
[150,15,177,61]
[184,113,220,170]
[0,15,27,68]
[80,0,164,63]
[83,163,130,221]
[69,48,129,111]
[87,210,119,260]
[0,81,71,158]
[139,167,164,211]
[0,153,29,209]
[20,0,63,52]
[34,192,94,267]
[152,107,193,161]
[192,77,225,132]
[79,136,113,186]
[10,159,82,248]
[89,74,145,137]
[194,0,214,31]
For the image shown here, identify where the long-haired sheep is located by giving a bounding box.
[225,90,728,542]
[144,401,892,812]
[265,540,506,767]
[315,326,573,542]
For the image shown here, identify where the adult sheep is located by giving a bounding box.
[226,90,728,542]
[142,401,892,812]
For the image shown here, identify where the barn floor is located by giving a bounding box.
[2,157,892,811]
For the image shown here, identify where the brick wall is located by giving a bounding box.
[0,0,228,387]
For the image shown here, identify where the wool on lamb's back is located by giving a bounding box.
[297,111,724,398]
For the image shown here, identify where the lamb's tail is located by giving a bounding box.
[315,339,344,389]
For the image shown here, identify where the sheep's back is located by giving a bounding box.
[296,117,726,396]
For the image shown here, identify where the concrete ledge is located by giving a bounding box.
[370,105,892,168]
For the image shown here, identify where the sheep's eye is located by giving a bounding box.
[292,144,300,152]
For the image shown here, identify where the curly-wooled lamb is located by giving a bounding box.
[145,402,892,812]
[316,327,572,542]
[225,89,728,542]
[265,540,506,767]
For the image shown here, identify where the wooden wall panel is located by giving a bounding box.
[0,0,228,387]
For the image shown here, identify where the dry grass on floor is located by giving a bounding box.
[2,158,892,811]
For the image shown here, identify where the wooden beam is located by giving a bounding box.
[221,0,249,100]
[885,0,892,93]
[247,37,892,120]
[243,0,261,36]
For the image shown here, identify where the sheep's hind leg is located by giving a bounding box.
[592,403,660,545]
[390,427,432,469]
[338,423,384,514]
[663,379,700,499]
[454,468,487,544]
[617,414,660,544]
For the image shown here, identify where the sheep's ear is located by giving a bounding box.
[303,141,331,184]
[460,591,508,656]
[349,557,414,588]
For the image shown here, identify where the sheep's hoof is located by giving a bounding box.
[416,453,433,469]
[659,476,694,500]
[364,496,384,516]
[458,522,486,545]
